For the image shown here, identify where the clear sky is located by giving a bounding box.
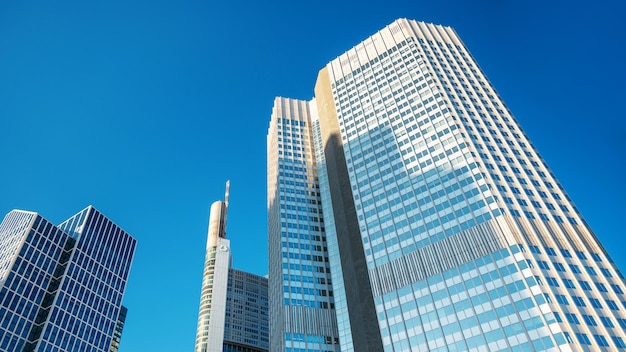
[0,0,625,350]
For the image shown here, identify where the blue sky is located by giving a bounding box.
[0,0,625,350]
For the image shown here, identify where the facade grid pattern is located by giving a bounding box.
[223,269,269,351]
[0,206,136,352]
[272,18,626,352]
[267,97,340,352]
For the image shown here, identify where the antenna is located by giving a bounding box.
[225,180,230,209]
[221,180,230,238]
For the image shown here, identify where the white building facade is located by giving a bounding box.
[195,184,269,352]
[272,18,626,352]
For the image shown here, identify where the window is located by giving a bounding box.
[600,316,615,328]
[589,298,602,309]
[573,296,587,307]
[564,332,573,343]
[585,266,597,276]
[607,300,620,311]
[540,293,551,304]
[565,313,580,324]
[601,267,613,277]
[555,294,569,305]
[612,336,626,348]
[553,262,566,272]
[563,279,576,289]
[575,333,591,345]
[569,264,581,274]
[596,282,608,292]
[582,315,597,326]
[611,284,623,294]
[593,335,609,347]
[538,261,550,270]
[545,247,557,256]
[576,251,587,260]
[579,281,592,291]
[546,277,560,287]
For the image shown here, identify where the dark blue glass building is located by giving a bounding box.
[0,206,136,352]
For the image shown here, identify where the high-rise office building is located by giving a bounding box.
[195,183,269,352]
[0,206,136,352]
[267,98,340,352]
[270,18,626,351]
[223,269,268,352]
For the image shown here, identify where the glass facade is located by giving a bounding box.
[223,269,268,352]
[267,97,340,352]
[0,206,136,352]
[273,18,626,352]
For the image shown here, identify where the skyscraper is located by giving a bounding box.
[270,18,626,351]
[0,206,136,352]
[267,98,340,352]
[195,183,269,352]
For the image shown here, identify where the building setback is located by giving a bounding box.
[0,206,136,352]
[195,183,269,352]
[269,18,626,352]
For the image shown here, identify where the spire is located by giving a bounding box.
[225,180,230,210]
[222,180,230,238]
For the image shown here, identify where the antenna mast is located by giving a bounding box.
[225,180,230,210]
[222,180,230,237]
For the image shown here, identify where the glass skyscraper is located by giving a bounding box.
[0,206,136,352]
[267,97,340,352]
[269,18,626,351]
[195,183,269,352]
